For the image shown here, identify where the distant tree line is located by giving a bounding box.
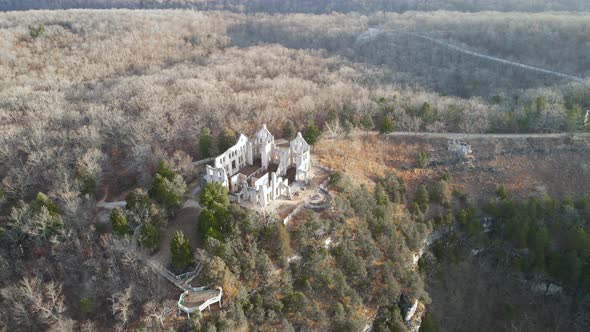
[2,0,590,13]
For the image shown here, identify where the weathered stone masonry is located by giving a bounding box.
[204,125,311,207]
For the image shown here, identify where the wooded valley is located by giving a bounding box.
[0,5,589,332]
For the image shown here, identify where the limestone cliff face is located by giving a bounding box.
[405,301,425,332]
[368,227,433,332]
[404,230,437,332]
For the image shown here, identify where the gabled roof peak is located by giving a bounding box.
[257,124,273,137]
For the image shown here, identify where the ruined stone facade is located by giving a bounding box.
[447,139,472,156]
[204,125,311,206]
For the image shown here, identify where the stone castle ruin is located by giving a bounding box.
[447,139,472,157]
[205,125,311,207]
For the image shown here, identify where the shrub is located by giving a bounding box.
[342,119,353,137]
[409,202,423,218]
[125,188,151,215]
[374,183,389,206]
[150,174,183,210]
[198,202,232,242]
[377,171,406,203]
[80,297,93,315]
[75,163,97,197]
[283,120,296,140]
[379,115,394,134]
[496,184,509,200]
[452,189,468,203]
[28,25,45,39]
[420,102,437,127]
[303,122,321,145]
[360,114,374,133]
[218,127,237,152]
[149,161,187,212]
[415,185,430,212]
[140,221,161,252]
[416,150,429,168]
[329,171,343,187]
[199,182,229,209]
[6,198,65,245]
[34,192,59,216]
[264,223,292,262]
[78,174,96,197]
[110,207,131,236]
[430,180,451,207]
[199,127,217,158]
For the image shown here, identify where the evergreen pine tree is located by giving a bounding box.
[140,221,161,252]
[283,120,296,140]
[360,114,374,134]
[218,127,237,152]
[380,115,394,134]
[111,207,130,236]
[199,127,215,158]
[302,122,321,145]
[171,231,194,271]
[415,185,430,213]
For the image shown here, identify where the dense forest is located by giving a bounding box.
[1,10,589,201]
[191,173,430,331]
[2,0,590,13]
[0,156,432,330]
[230,12,590,97]
[1,6,589,331]
[422,187,590,331]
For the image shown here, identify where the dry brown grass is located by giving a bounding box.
[315,134,437,189]
[317,133,590,200]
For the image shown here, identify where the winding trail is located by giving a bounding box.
[384,30,586,82]
[353,130,590,140]
[96,200,126,209]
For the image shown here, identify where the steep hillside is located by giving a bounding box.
[0,8,589,331]
[1,10,589,201]
[423,193,590,331]
[229,12,590,98]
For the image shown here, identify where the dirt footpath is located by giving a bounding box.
[153,205,201,269]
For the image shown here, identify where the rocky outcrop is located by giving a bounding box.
[407,302,425,332]
[400,295,426,332]
[530,281,563,296]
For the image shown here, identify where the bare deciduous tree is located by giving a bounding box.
[110,286,134,327]
[142,299,177,329]
[0,277,67,330]
[325,119,342,140]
